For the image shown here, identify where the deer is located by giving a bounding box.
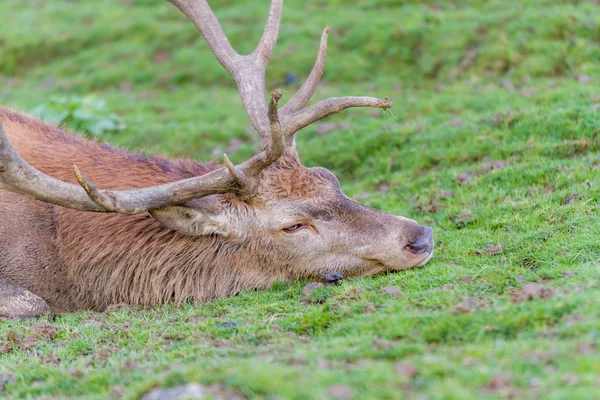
[0,0,434,320]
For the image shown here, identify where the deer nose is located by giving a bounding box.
[405,226,433,256]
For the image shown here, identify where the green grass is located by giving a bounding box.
[1,0,600,398]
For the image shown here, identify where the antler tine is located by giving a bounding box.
[253,0,283,64]
[168,0,284,139]
[0,121,106,212]
[272,23,393,145]
[166,0,241,72]
[236,90,284,183]
[283,96,393,141]
[280,27,329,118]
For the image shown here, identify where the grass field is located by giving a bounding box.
[1,0,600,398]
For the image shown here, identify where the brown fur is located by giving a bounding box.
[0,106,433,314]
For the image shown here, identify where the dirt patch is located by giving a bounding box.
[511,283,555,303]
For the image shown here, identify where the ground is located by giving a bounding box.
[0,0,599,399]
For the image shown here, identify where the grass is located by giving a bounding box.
[1,0,599,398]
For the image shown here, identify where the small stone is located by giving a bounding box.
[215,322,238,329]
[320,272,344,285]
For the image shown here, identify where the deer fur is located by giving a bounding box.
[0,106,433,316]
[0,0,434,319]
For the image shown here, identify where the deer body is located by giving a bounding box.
[0,0,434,319]
[1,107,261,312]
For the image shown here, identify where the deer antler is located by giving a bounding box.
[0,91,283,213]
[0,0,393,214]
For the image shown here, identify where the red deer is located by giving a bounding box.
[0,0,433,319]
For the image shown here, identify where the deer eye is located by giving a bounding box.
[282,223,305,233]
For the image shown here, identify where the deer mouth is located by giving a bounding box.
[416,251,434,267]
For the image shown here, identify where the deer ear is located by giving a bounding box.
[149,206,233,238]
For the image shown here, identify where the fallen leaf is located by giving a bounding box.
[69,368,84,378]
[301,282,324,296]
[395,361,419,379]
[450,117,463,127]
[105,303,132,313]
[556,165,573,172]
[456,171,476,185]
[450,296,488,314]
[575,74,592,83]
[562,193,583,205]
[576,342,595,355]
[520,87,535,98]
[379,286,403,297]
[480,160,507,172]
[437,189,454,198]
[43,353,61,365]
[31,322,58,340]
[119,81,134,92]
[373,338,393,350]
[327,385,354,400]
[502,79,515,90]
[152,50,171,65]
[122,359,139,370]
[376,182,391,194]
[316,357,332,369]
[185,315,207,324]
[482,374,519,398]
[562,374,580,385]
[82,320,103,329]
[363,305,376,313]
[472,244,505,256]
[141,383,205,400]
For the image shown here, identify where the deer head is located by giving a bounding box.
[0,0,433,284]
